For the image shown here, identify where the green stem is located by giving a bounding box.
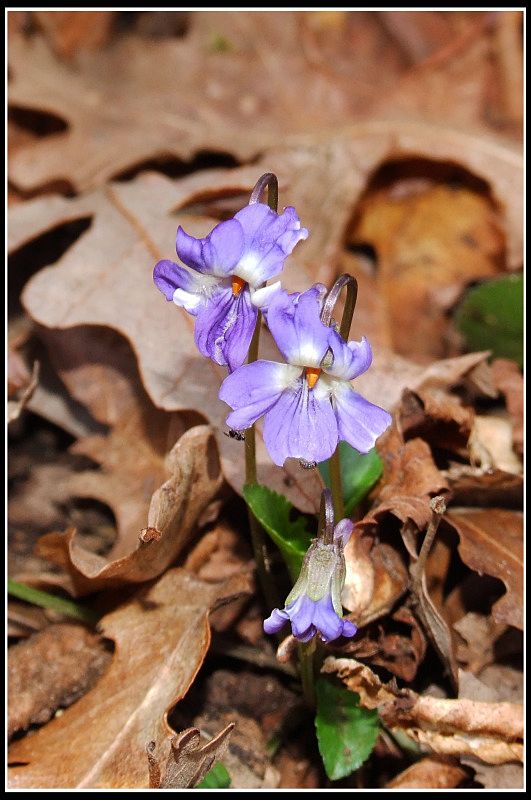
[329,446,345,520]
[8,579,98,625]
[245,315,277,610]
[298,638,316,707]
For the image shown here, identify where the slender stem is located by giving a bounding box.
[244,173,279,610]
[329,447,345,521]
[415,495,447,573]
[298,638,316,707]
[8,579,98,624]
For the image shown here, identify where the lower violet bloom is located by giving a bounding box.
[153,203,308,371]
[219,285,392,465]
[264,518,357,643]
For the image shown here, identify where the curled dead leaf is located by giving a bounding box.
[8,568,251,788]
[35,426,223,596]
[323,657,523,765]
[386,755,468,789]
[444,508,523,629]
[147,723,234,789]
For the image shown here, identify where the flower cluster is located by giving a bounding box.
[153,175,392,648]
[264,517,356,643]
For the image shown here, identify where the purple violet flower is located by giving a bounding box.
[219,285,392,465]
[153,203,308,371]
[263,518,357,643]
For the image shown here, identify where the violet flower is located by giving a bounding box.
[263,518,357,643]
[219,285,392,465]
[153,203,308,371]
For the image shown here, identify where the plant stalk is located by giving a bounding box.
[328,447,345,521]
[298,638,317,707]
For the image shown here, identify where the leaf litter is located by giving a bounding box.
[8,10,523,790]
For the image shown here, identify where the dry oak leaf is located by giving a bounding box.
[323,657,523,766]
[8,14,523,274]
[444,508,523,630]
[8,568,251,788]
[147,724,234,789]
[35,425,223,596]
[351,183,506,360]
[490,358,524,456]
[385,756,468,789]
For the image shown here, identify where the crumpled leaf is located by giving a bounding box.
[33,11,116,59]
[7,357,39,423]
[453,612,507,675]
[8,568,251,788]
[341,529,408,627]
[323,657,523,765]
[35,425,223,596]
[147,724,234,789]
[444,508,523,629]
[385,756,468,789]
[468,412,522,475]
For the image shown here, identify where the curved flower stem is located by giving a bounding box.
[329,447,345,521]
[321,275,358,522]
[298,638,317,707]
[245,173,279,610]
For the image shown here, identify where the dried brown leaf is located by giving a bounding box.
[8,623,112,739]
[453,612,507,675]
[33,11,116,59]
[352,184,505,359]
[35,425,223,596]
[445,508,523,629]
[147,724,234,789]
[323,657,523,765]
[491,358,523,455]
[342,530,408,626]
[468,413,522,475]
[386,756,468,789]
[8,568,250,788]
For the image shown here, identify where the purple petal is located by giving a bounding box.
[294,625,317,643]
[267,286,332,368]
[153,259,197,301]
[333,519,354,548]
[326,333,373,381]
[194,286,257,369]
[176,219,245,278]
[286,594,315,639]
[263,607,289,635]
[233,204,308,285]
[333,383,392,453]
[312,595,344,642]
[263,381,338,466]
[220,360,299,430]
[340,619,358,638]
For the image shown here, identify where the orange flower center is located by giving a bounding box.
[305,366,322,390]
[231,275,247,296]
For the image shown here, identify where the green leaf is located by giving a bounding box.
[196,762,231,788]
[7,578,98,624]
[319,443,383,516]
[454,274,523,368]
[243,484,314,580]
[315,679,379,781]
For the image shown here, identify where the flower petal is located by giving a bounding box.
[176,219,245,278]
[312,595,344,642]
[220,360,299,430]
[153,259,197,300]
[263,380,338,466]
[326,333,373,381]
[267,285,331,368]
[194,286,256,369]
[333,519,354,548]
[286,594,315,639]
[233,204,308,285]
[332,382,392,453]
[263,607,289,635]
[340,619,358,638]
